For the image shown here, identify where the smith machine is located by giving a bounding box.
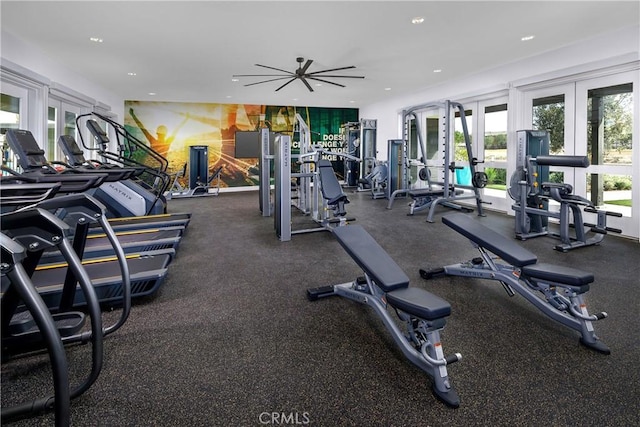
[260,114,359,241]
[386,100,488,222]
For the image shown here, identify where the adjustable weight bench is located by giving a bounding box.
[420,213,609,354]
[308,225,461,408]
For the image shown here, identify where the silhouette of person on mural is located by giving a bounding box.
[129,108,189,158]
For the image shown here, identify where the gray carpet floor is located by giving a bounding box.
[2,190,639,426]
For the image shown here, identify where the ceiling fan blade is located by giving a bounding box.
[233,74,291,77]
[300,77,314,92]
[311,74,365,79]
[255,64,295,74]
[307,65,357,75]
[300,59,313,74]
[244,77,294,87]
[307,76,346,88]
[275,78,297,92]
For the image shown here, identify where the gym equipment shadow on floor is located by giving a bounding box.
[2,190,639,426]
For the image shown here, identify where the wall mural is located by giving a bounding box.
[124,100,358,189]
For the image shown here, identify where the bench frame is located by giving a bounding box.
[421,214,609,354]
[308,225,461,408]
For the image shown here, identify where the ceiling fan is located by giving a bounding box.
[233,57,365,92]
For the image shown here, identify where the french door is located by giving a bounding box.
[48,99,84,163]
[1,83,30,172]
[575,72,637,238]
[522,72,637,238]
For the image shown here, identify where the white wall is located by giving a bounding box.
[361,25,640,154]
[1,30,123,119]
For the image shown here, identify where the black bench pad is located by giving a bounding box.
[408,189,445,198]
[442,213,538,267]
[386,287,451,320]
[409,188,463,198]
[333,225,409,292]
[521,263,593,291]
[318,159,348,205]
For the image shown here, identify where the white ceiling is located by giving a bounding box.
[2,1,639,108]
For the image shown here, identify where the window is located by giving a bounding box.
[585,82,633,214]
[483,103,508,190]
[1,93,21,171]
[533,95,565,155]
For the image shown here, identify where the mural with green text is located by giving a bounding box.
[124,101,358,188]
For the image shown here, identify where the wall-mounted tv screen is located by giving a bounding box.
[234,131,276,158]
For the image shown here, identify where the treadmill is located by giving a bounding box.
[57,133,192,231]
[2,130,188,258]
[5,129,191,224]
[1,176,184,263]
[1,183,174,308]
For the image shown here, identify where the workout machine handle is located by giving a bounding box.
[584,206,623,217]
[421,342,462,366]
[445,353,463,365]
[568,304,608,321]
[534,155,590,168]
[448,161,464,171]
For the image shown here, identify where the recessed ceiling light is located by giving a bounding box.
[521,35,535,41]
[127,72,137,76]
[292,98,298,101]
[231,78,239,82]
[315,83,322,87]
[226,95,232,99]
[349,100,356,103]
[433,69,442,73]
[411,17,424,24]
[89,37,103,43]
[384,87,391,91]
[148,92,156,96]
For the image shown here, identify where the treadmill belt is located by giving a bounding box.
[41,227,183,263]
[29,250,173,308]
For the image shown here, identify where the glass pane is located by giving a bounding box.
[48,106,57,161]
[1,93,21,171]
[425,116,439,161]
[587,173,631,217]
[587,83,633,165]
[64,110,77,137]
[454,109,472,162]
[484,104,507,162]
[484,167,506,189]
[533,95,565,155]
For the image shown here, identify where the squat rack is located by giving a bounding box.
[387,100,486,222]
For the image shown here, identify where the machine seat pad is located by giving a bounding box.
[386,287,451,320]
[318,159,349,205]
[557,194,592,206]
[333,225,409,292]
[442,213,538,267]
[521,263,593,290]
